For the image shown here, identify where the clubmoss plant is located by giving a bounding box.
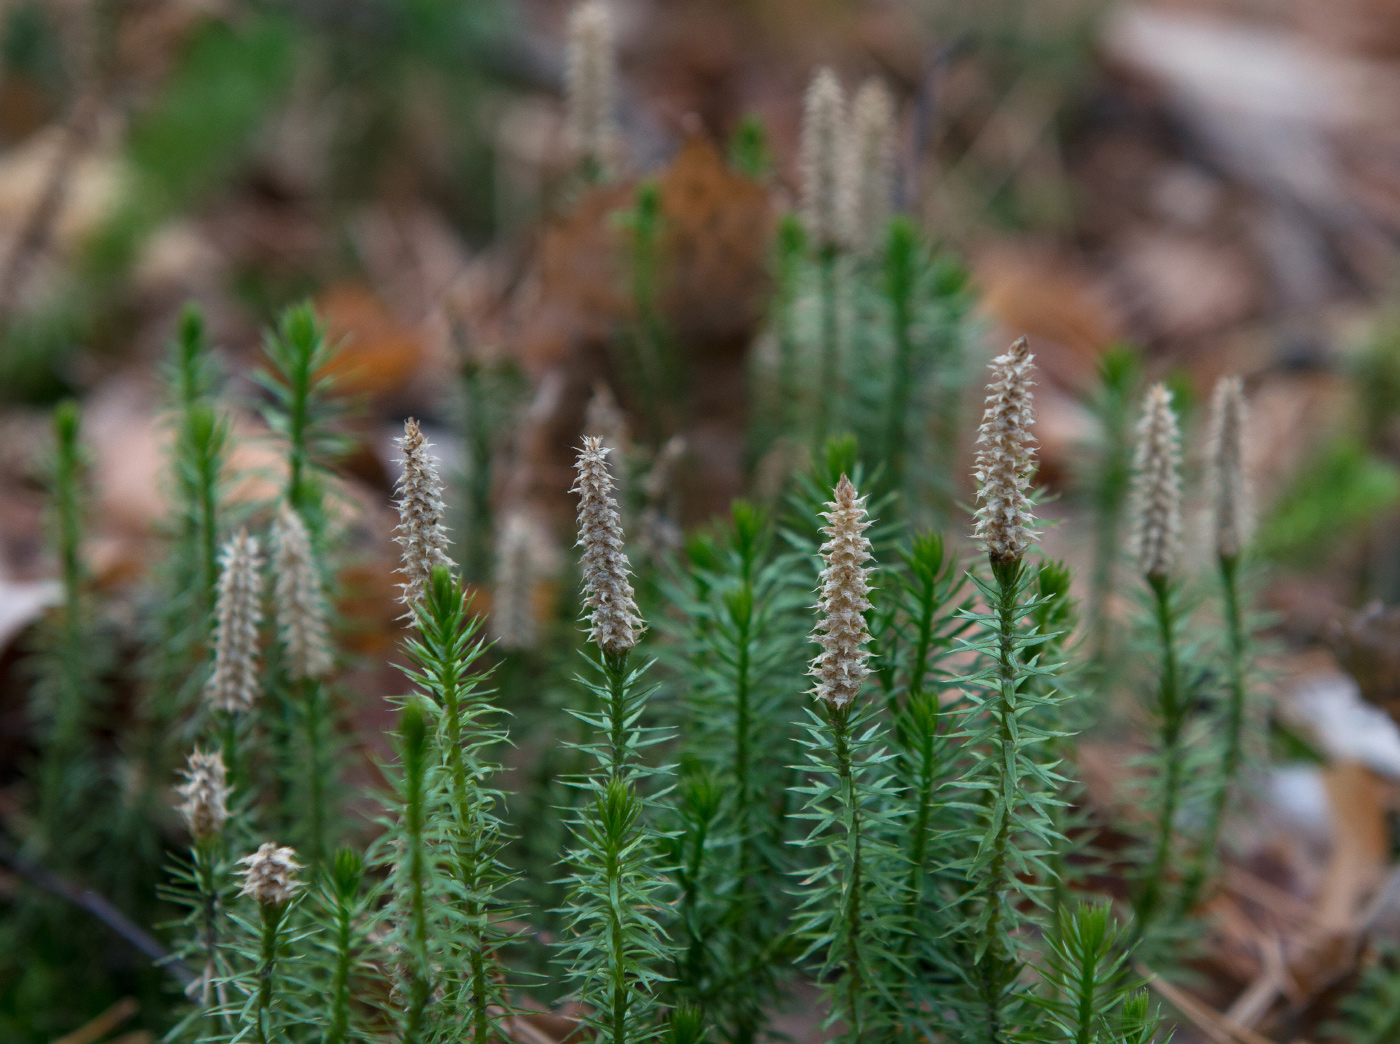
[792,474,910,1044]
[492,510,543,651]
[557,436,673,1044]
[802,67,847,448]
[668,500,808,1039]
[1126,383,1192,938]
[1034,901,1158,1044]
[320,847,366,1044]
[236,842,304,1044]
[953,337,1070,1043]
[566,0,617,183]
[384,698,437,1043]
[842,78,895,258]
[773,214,807,439]
[1180,376,1254,912]
[270,502,336,869]
[35,401,100,857]
[872,531,968,1018]
[1078,345,1142,670]
[205,529,264,783]
[257,303,341,538]
[405,566,514,1044]
[395,418,454,610]
[171,748,234,1014]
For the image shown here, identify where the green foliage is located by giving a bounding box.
[790,700,911,1044]
[1258,435,1400,563]
[940,559,1071,1042]
[128,15,297,211]
[557,648,675,1044]
[401,567,515,1044]
[727,115,771,178]
[256,303,346,534]
[665,501,809,1037]
[1033,901,1143,1044]
[1334,945,1400,1044]
[1076,344,1143,666]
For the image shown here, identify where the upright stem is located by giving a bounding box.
[197,441,220,615]
[731,591,754,884]
[898,576,941,952]
[328,891,353,1044]
[404,732,430,1042]
[1134,573,1185,937]
[680,808,714,986]
[41,405,87,847]
[977,559,1027,1044]
[301,679,326,870]
[883,237,916,496]
[254,903,283,1044]
[195,842,224,1018]
[814,247,840,449]
[829,709,865,1044]
[1180,554,1246,913]
[604,651,632,781]
[777,266,800,436]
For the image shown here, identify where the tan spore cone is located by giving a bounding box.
[271,502,332,680]
[842,78,896,255]
[238,842,303,906]
[206,529,264,713]
[1206,376,1251,560]
[1130,383,1184,579]
[394,419,453,610]
[810,474,875,710]
[801,67,846,252]
[573,436,643,655]
[972,337,1037,563]
[566,0,617,172]
[176,748,231,841]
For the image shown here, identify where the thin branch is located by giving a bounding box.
[0,833,195,987]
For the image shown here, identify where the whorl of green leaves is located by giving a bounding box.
[1033,901,1155,1044]
[1132,574,1206,942]
[559,774,675,1044]
[557,646,673,1044]
[868,532,970,1018]
[1078,345,1142,669]
[946,557,1071,1043]
[1334,945,1400,1044]
[257,303,343,533]
[401,566,515,1044]
[320,847,366,1044]
[790,699,911,1044]
[380,699,438,1043]
[34,400,104,861]
[666,501,809,1037]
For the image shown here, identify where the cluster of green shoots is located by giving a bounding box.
[12,7,1298,1043]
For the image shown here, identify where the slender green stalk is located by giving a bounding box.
[325,848,363,1044]
[775,215,806,436]
[558,647,672,1044]
[1083,348,1141,670]
[1180,553,1247,912]
[258,303,338,535]
[832,709,867,1043]
[1133,573,1186,937]
[38,402,91,852]
[253,902,284,1044]
[194,840,226,1022]
[882,219,917,495]
[814,246,840,448]
[299,678,327,868]
[399,701,433,1043]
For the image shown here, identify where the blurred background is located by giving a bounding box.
[7,0,1400,1039]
